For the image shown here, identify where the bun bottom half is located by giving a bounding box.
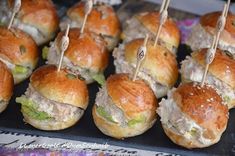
[92,105,156,139]
[162,123,221,149]
[22,110,84,131]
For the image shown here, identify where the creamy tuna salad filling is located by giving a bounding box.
[122,16,177,54]
[0,1,46,45]
[46,42,100,83]
[113,44,168,98]
[95,86,127,125]
[157,89,212,145]
[0,57,32,83]
[186,24,235,57]
[17,85,83,122]
[181,56,235,104]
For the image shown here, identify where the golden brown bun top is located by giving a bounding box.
[67,2,121,37]
[174,83,228,140]
[192,48,235,89]
[30,65,89,109]
[125,39,178,87]
[55,28,109,72]
[8,0,59,36]
[136,11,180,48]
[0,61,13,101]
[0,27,38,68]
[200,11,235,37]
[107,73,157,118]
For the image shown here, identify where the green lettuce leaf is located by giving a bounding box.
[127,115,145,127]
[16,96,52,120]
[12,65,28,74]
[96,106,116,123]
[42,46,49,60]
[223,96,231,103]
[92,73,105,86]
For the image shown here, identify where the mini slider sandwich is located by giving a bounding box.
[0,26,38,84]
[157,82,229,148]
[60,1,121,51]
[45,28,109,85]
[186,12,235,57]
[92,73,157,139]
[0,0,59,45]
[122,11,180,54]
[113,39,178,98]
[16,65,89,131]
[0,60,14,113]
[181,49,235,109]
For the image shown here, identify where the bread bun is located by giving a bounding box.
[30,65,89,109]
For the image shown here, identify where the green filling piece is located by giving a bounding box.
[232,20,235,26]
[16,96,52,120]
[223,96,231,103]
[92,73,105,86]
[189,128,197,136]
[12,65,28,74]
[127,115,145,127]
[96,106,116,123]
[19,45,26,54]
[66,73,77,79]
[42,46,49,60]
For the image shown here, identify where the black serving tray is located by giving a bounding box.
[0,1,235,156]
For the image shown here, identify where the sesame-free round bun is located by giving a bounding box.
[0,27,38,67]
[0,60,13,113]
[107,74,157,119]
[192,49,235,89]
[55,28,109,73]
[122,11,180,54]
[93,74,157,139]
[23,109,84,131]
[62,1,121,50]
[30,65,89,109]
[1,0,59,45]
[125,39,178,88]
[92,105,156,139]
[161,83,228,148]
[0,27,39,84]
[200,12,235,45]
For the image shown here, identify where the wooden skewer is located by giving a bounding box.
[80,0,93,34]
[132,34,149,81]
[200,1,229,87]
[153,0,170,48]
[57,24,70,72]
[8,0,21,29]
